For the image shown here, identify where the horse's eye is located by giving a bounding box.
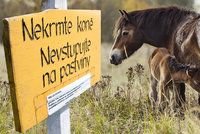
[122,31,129,36]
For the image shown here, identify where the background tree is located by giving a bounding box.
[154,0,194,8]
[0,0,35,43]
[123,0,150,11]
[0,0,195,44]
[68,0,122,43]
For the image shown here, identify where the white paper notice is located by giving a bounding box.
[47,73,91,115]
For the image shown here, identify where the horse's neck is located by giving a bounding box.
[142,26,174,48]
[141,14,189,48]
[172,70,188,82]
[168,58,189,82]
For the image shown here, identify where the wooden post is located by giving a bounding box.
[41,0,67,10]
[41,0,70,134]
[47,105,70,134]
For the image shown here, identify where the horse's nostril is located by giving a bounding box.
[111,55,115,61]
[109,51,122,65]
[109,55,116,64]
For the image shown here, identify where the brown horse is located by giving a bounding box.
[109,6,200,106]
[149,48,200,110]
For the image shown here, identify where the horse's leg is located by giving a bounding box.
[158,81,168,111]
[165,86,170,103]
[179,83,186,103]
[172,83,186,116]
[173,83,180,108]
[149,75,158,110]
[173,83,185,109]
[175,83,185,108]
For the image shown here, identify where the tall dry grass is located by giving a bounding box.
[1,44,200,133]
[70,64,200,134]
[0,45,8,81]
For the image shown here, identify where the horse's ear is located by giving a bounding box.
[122,10,131,22]
[119,10,124,16]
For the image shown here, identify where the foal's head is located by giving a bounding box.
[109,10,144,65]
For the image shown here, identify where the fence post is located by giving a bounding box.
[40,0,70,134]
[41,0,67,10]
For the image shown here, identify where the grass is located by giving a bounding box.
[0,45,7,81]
[1,44,200,133]
[70,65,200,134]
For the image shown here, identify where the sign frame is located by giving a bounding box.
[3,9,101,132]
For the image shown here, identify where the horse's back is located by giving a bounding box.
[149,48,170,80]
[149,48,170,63]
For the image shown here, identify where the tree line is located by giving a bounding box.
[0,0,194,44]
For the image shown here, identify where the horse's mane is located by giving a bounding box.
[113,6,198,37]
[168,56,189,72]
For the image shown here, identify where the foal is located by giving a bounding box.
[149,48,200,110]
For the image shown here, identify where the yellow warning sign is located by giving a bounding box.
[3,9,101,132]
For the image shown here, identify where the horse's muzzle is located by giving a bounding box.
[109,54,122,65]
